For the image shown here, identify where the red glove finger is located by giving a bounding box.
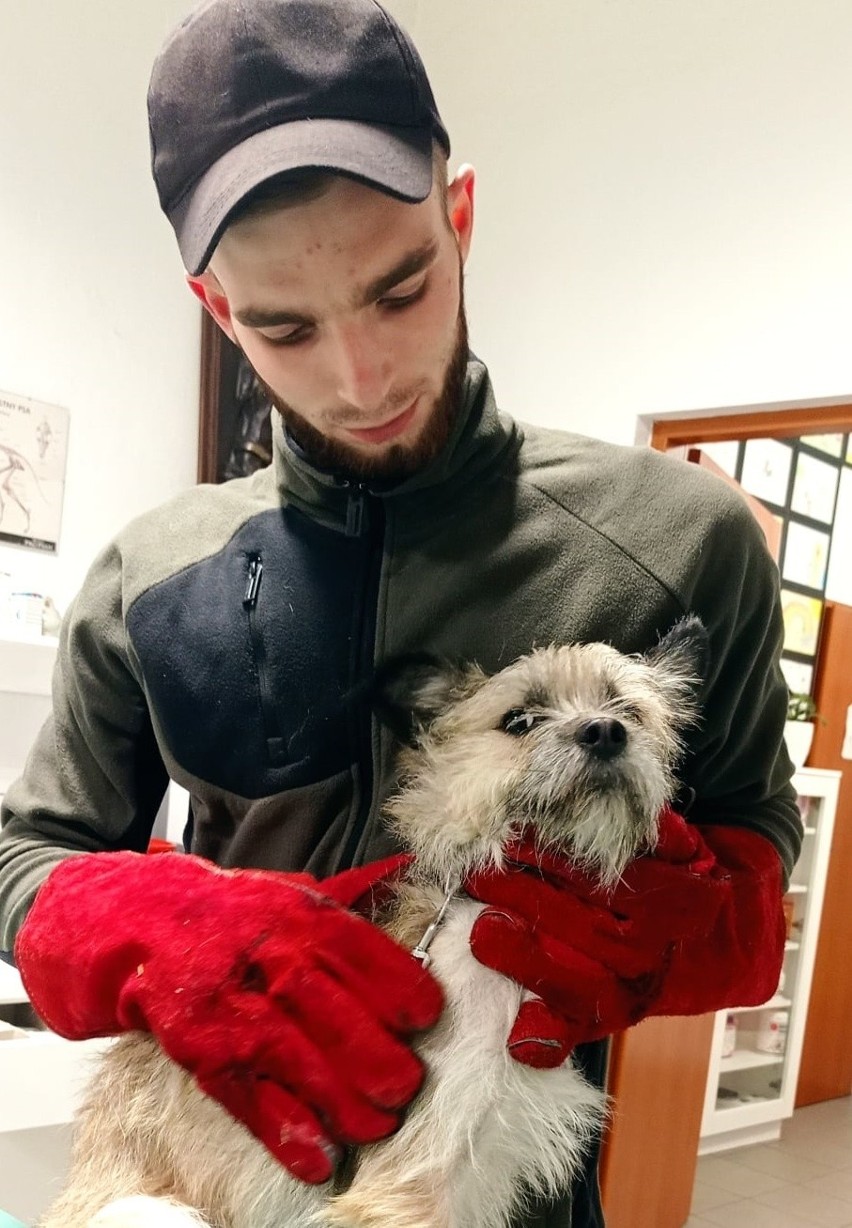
[470,908,657,1026]
[466,860,627,933]
[472,811,727,945]
[310,910,442,1035]
[507,1000,576,1069]
[268,966,425,1113]
[500,807,715,893]
[197,1068,338,1185]
[651,805,712,865]
[187,1001,401,1147]
[321,853,414,915]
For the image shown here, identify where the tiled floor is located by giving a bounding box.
[686,1097,852,1227]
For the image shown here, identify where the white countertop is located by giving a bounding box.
[0,635,58,697]
[0,960,27,1006]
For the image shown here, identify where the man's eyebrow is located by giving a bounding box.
[233,238,440,330]
[356,238,439,306]
[234,304,313,328]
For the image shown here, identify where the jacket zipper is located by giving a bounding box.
[243,552,287,765]
[340,485,385,869]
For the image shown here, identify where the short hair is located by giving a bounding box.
[227,139,449,228]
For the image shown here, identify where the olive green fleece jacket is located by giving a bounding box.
[0,357,801,1226]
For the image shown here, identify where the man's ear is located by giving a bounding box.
[447,164,475,264]
[186,272,238,345]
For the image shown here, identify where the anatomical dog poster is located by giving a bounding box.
[0,389,69,552]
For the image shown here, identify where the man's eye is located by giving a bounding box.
[500,709,542,736]
[380,281,427,311]
[262,327,312,348]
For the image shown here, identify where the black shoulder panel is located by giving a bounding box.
[126,505,378,798]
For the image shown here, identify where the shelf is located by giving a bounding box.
[794,767,843,784]
[715,1091,780,1112]
[720,1049,785,1073]
[729,995,791,1015]
[702,768,840,1155]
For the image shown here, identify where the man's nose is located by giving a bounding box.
[330,321,394,413]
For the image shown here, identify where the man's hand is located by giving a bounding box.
[15,851,442,1183]
[464,806,785,1067]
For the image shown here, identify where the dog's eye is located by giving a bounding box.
[501,708,541,736]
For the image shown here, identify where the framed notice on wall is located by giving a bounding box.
[0,389,69,552]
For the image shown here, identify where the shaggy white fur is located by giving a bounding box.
[38,621,705,1228]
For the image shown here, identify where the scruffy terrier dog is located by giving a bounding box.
[41,617,706,1228]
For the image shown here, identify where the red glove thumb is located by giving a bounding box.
[507,999,575,1069]
[322,854,414,915]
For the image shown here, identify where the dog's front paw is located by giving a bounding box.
[88,1197,209,1228]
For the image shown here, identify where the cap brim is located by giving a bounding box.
[170,118,435,275]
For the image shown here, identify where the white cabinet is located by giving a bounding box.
[0,633,57,795]
[0,635,112,1147]
[0,960,110,1221]
[699,767,840,1154]
[1,938,112,1137]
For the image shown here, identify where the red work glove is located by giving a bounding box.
[465,806,785,1068]
[15,851,439,1183]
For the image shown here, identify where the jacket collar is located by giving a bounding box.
[271,357,520,533]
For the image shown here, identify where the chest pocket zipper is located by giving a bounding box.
[243,553,288,766]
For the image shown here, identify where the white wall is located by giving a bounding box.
[0,0,198,612]
[3,0,852,610]
[395,0,852,439]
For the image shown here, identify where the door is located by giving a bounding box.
[796,600,852,1105]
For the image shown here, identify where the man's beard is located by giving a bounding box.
[256,286,470,485]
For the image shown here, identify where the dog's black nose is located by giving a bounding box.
[575,718,628,759]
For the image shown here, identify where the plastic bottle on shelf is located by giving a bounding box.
[722,1013,737,1058]
[756,1009,788,1055]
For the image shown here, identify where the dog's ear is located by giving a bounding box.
[644,615,709,698]
[370,653,484,746]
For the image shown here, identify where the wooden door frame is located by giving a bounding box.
[198,310,224,484]
[646,403,852,452]
[601,397,852,1227]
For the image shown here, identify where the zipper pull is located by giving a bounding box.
[244,555,263,608]
[345,488,367,537]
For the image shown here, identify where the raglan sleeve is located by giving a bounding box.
[0,540,169,954]
[679,477,803,884]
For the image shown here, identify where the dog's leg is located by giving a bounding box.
[319,1178,448,1228]
[87,1196,210,1228]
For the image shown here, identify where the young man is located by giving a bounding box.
[0,1,801,1224]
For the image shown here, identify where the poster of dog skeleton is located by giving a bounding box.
[0,389,69,552]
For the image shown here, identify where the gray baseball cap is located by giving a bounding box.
[148,0,451,274]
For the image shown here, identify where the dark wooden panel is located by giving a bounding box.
[600,1013,716,1228]
[796,601,852,1106]
[198,310,250,484]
